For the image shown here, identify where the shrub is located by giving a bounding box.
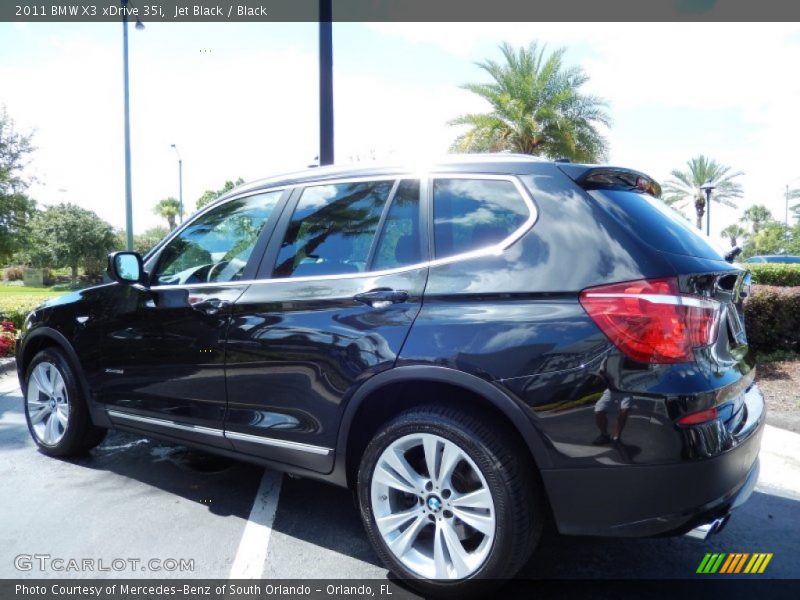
[744,285,800,353]
[0,320,16,357]
[3,266,25,281]
[746,263,800,287]
[0,294,54,329]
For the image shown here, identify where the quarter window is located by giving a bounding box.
[372,180,422,270]
[153,191,281,286]
[273,180,394,278]
[433,178,529,260]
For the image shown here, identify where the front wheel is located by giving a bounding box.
[357,405,543,596]
[24,348,106,457]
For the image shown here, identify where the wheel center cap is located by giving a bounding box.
[426,495,443,512]
[49,399,56,410]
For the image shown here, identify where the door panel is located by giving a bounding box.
[224,268,427,470]
[223,177,428,471]
[97,189,287,445]
[99,284,246,448]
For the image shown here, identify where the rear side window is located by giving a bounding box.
[589,190,725,260]
[372,180,422,270]
[433,178,529,260]
[273,180,393,278]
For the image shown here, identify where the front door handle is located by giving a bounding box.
[354,288,409,308]
[190,297,232,315]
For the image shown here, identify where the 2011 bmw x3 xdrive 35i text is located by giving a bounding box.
[17,156,763,595]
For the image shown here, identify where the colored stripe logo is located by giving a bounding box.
[697,553,773,574]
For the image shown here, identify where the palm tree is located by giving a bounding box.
[153,197,181,230]
[740,204,773,234]
[720,224,747,247]
[449,42,610,163]
[663,156,744,230]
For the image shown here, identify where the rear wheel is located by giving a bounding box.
[24,348,106,457]
[357,405,543,596]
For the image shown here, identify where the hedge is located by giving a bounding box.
[0,294,52,330]
[746,263,800,287]
[744,285,800,353]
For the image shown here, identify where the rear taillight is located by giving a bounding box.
[579,277,720,364]
[676,407,718,426]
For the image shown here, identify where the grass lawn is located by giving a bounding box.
[0,285,63,296]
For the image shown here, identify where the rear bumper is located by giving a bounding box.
[541,383,765,537]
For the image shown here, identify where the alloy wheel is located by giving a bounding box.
[26,362,70,446]
[370,433,496,580]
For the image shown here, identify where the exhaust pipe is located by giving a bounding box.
[685,515,729,541]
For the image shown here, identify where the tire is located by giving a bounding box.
[357,404,543,597]
[24,348,107,457]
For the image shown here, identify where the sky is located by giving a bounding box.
[1,21,800,244]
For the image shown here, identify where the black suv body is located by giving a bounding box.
[17,156,763,592]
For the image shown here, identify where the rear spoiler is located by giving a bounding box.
[558,164,662,198]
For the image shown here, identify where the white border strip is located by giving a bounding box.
[229,470,283,579]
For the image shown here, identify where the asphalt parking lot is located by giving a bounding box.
[0,371,798,585]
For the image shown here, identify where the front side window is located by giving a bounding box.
[273,180,393,278]
[433,178,529,260]
[153,191,282,286]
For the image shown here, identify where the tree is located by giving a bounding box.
[0,107,36,262]
[134,226,169,256]
[449,42,610,162]
[196,178,245,210]
[742,221,792,257]
[720,224,747,247]
[153,197,181,230]
[24,203,116,281]
[663,156,744,230]
[740,204,773,234]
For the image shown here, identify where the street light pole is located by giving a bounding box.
[122,0,133,250]
[700,180,716,237]
[318,0,334,166]
[121,1,143,250]
[171,144,183,223]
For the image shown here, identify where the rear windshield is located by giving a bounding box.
[589,189,725,261]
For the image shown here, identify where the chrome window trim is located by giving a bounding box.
[147,172,538,290]
[107,410,332,456]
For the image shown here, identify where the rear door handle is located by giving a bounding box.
[190,297,232,315]
[354,288,409,308]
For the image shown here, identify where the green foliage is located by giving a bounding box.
[741,222,800,258]
[0,288,61,329]
[22,203,117,280]
[662,156,743,230]
[754,349,800,364]
[0,107,37,262]
[196,178,245,210]
[449,42,610,162]
[740,204,774,234]
[745,285,800,353]
[720,224,747,247]
[153,197,181,230]
[134,226,169,256]
[746,263,800,286]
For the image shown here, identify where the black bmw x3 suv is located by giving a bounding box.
[17,155,763,594]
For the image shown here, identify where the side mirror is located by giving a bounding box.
[108,251,144,285]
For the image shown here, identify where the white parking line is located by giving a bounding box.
[229,469,283,579]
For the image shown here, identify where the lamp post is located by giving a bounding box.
[170,144,183,223]
[122,0,144,250]
[318,0,333,166]
[700,180,716,237]
[785,176,800,226]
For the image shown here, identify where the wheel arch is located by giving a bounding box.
[335,365,552,489]
[17,327,111,428]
